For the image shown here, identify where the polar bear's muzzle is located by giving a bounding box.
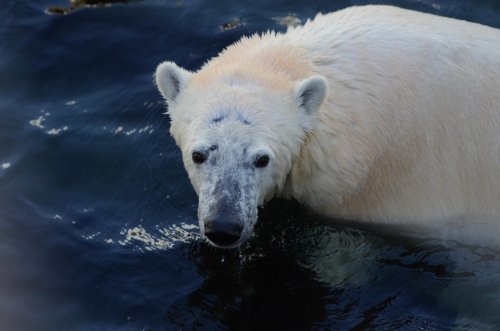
[198,175,258,248]
[200,201,248,248]
[204,214,243,247]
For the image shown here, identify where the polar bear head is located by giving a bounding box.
[155,61,327,248]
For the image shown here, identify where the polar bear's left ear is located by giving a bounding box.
[155,61,193,105]
[294,76,328,115]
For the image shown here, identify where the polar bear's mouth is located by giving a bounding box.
[200,215,255,248]
[199,201,258,248]
[202,210,245,248]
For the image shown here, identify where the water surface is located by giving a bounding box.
[1,0,500,330]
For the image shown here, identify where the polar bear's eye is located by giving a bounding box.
[254,155,270,168]
[192,151,207,164]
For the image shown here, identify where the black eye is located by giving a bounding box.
[254,155,269,168]
[192,151,207,164]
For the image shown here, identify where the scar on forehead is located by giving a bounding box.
[212,114,227,123]
[236,112,251,126]
[211,112,251,125]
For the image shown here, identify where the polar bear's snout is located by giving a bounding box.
[204,217,243,247]
[197,169,261,248]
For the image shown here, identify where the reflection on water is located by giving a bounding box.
[2,0,500,330]
[170,200,500,330]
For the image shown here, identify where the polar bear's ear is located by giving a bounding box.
[294,76,328,115]
[155,61,193,105]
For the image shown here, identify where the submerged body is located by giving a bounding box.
[156,5,500,247]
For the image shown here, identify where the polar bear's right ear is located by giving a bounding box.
[155,61,193,105]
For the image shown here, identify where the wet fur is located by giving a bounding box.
[156,5,500,247]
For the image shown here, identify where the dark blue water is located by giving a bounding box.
[1,0,500,330]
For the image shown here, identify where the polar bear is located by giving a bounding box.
[155,5,500,248]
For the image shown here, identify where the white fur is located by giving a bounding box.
[156,5,500,247]
[155,61,192,104]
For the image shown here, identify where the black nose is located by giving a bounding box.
[204,220,243,247]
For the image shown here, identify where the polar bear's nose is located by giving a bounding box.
[204,220,243,247]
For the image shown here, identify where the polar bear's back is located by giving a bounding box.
[290,5,500,51]
[283,6,500,242]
